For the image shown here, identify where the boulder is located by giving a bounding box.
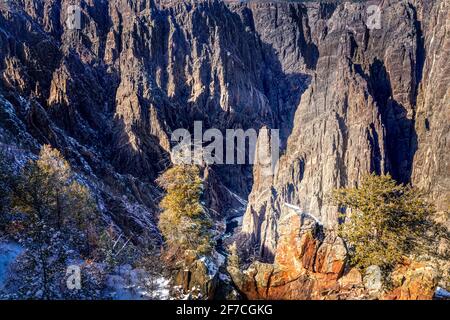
[172,252,219,300]
[363,265,383,294]
[314,235,347,278]
[383,260,438,300]
[339,268,364,289]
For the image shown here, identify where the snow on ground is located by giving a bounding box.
[199,256,219,279]
[224,186,248,207]
[0,242,23,290]
[284,203,323,225]
[219,272,231,282]
[435,286,450,299]
[215,252,225,267]
[105,265,170,300]
[231,215,243,226]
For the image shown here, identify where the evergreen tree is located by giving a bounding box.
[0,150,12,229]
[11,145,98,298]
[14,226,68,299]
[13,145,97,244]
[332,173,435,269]
[157,165,213,261]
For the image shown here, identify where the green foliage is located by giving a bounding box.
[15,225,68,299]
[13,145,97,238]
[332,173,435,269]
[135,239,163,276]
[157,165,214,261]
[8,145,99,298]
[0,150,12,228]
[0,150,19,233]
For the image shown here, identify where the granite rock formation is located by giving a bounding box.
[229,204,439,300]
[241,0,450,261]
[0,0,312,242]
[0,0,448,299]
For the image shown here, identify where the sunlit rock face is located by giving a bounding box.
[230,205,438,300]
[0,0,448,299]
[0,0,314,241]
[240,0,450,261]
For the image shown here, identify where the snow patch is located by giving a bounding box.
[105,265,170,300]
[435,286,450,299]
[224,187,248,207]
[284,203,323,225]
[0,242,24,290]
[199,256,219,279]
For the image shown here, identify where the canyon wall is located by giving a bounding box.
[0,0,448,293]
[0,0,315,242]
[241,0,450,260]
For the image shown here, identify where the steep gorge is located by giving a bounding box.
[0,0,448,299]
[0,0,315,243]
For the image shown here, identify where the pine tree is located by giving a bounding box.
[332,173,435,269]
[16,225,68,299]
[13,145,97,240]
[11,145,99,298]
[157,165,213,261]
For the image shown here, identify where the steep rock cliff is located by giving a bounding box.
[241,0,449,261]
[0,0,315,243]
[0,0,448,299]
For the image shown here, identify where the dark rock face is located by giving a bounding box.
[411,0,450,212]
[172,251,219,299]
[241,0,450,261]
[0,0,448,299]
[0,0,313,242]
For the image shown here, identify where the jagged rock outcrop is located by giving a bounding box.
[411,0,450,212]
[172,251,219,299]
[230,204,357,299]
[230,204,439,300]
[241,0,450,263]
[382,259,438,300]
[0,0,314,244]
[0,0,448,299]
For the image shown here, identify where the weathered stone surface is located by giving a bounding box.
[230,205,354,300]
[172,252,219,299]
[237,5,449,299]
[232,209,439,300]
[0,0,312,243]
[0,0,448,299]
[383,259,438,300]
[411,0,450,213]
[339,268,363,290]
[314,235,347,278]
[363,265,383,295]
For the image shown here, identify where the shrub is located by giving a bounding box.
[332,173,434,269]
